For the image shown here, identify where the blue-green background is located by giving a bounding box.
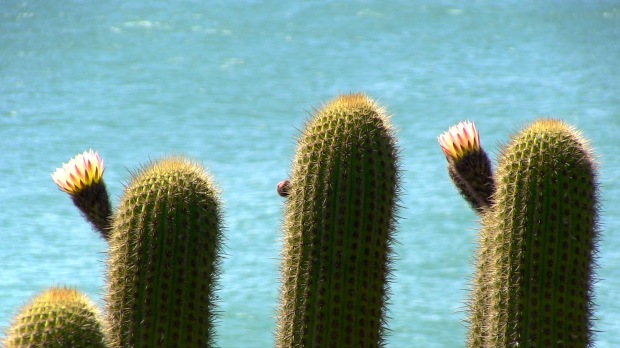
[1,1,619,346]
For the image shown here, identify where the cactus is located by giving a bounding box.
[276,93,400,347]
[3,286,106,348]
[105,157,223,348]
[52,149,112,241]
[466,119,599,347]
[437,121,496,346]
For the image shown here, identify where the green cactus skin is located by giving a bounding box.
[467,119,599,347]
[105,157,223,348]
[3,287,106,348]
[276,94,400,347]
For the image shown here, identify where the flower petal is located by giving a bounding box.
[51,149,106,195]
[437,121,481,161]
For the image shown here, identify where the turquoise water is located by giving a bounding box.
[1,1,619,346]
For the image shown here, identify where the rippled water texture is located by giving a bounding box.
[1,1,619,346]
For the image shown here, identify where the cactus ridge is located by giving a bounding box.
[3,287,106,348]
[105,157,223,348]
[468,119,599,347]
[276,94,400,347]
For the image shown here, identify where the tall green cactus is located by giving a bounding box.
[105,157,223,348]
[4,287,106,348]
[276,93,400,347]
[467,119,599,347]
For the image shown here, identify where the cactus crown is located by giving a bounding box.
[105,157,223,348]
[468,119,599,347]
[4,287,106,348]
[277,93,400,347]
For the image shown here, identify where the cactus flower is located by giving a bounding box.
[52,149,112,240]
[438,120,480,161]
[52,149,105,195]
[438,121,494,213]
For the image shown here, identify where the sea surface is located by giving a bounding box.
[1,1,619,346]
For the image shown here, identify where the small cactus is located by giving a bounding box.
[105,157,224,348]
[276,94,400,347]
[4,286,106,348]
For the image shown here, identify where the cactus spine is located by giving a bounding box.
[105,157,223,347]
[4,287,106,348]
[467,119,599,347]
[276,94,400,347]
